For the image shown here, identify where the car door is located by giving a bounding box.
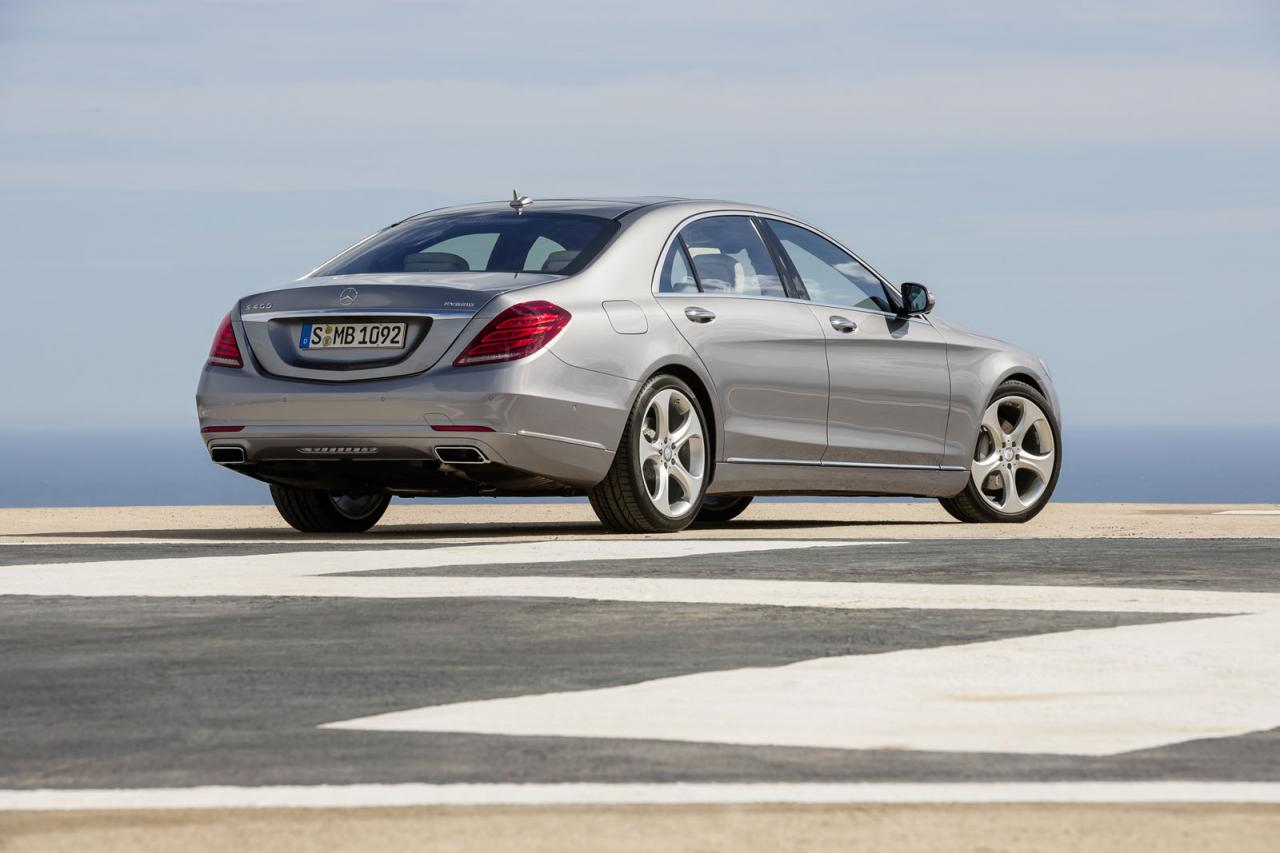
[762,219,951,468]
[654,215,829,464]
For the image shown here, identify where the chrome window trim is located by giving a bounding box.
[727,456,966,472]
[653,210,792,299]
[649,209,932,323]
[756,214,900,300]
[652,290,930,326]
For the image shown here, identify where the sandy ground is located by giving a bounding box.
[3,804,1278,853]
[1,501,1277,543]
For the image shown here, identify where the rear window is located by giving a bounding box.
[312,211,619,277]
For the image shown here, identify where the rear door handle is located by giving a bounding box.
[829,315,858,333]
[684,306,716,323]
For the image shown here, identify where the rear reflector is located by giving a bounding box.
[208,313,244,368]
[430,424,495,432]
[453,301,571,367]
[201,425,244,433]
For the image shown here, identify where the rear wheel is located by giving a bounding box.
[270,485,390,533]
[589,375,709,533]
[694,495,754,524]
[939,380,1060,523]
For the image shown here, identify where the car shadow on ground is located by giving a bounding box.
[14,518,958,542]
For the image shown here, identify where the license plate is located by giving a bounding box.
[300,322,407,350]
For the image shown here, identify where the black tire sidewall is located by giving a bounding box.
[270,484,389,533]
[695,495,753,524]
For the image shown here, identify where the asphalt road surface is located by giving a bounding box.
[1,503,1278,852]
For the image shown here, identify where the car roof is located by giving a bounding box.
[400,197,690,222]
[398,195,802,221]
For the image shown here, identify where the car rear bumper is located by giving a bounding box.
[196,351,632,489]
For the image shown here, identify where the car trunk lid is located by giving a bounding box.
[238,273,558,382]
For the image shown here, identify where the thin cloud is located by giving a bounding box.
[3,63,1276,191]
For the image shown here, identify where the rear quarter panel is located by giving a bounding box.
[468,208,729,461]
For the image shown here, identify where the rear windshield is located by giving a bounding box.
[311,211,619,277]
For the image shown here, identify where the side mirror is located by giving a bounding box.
[899,282,934,316]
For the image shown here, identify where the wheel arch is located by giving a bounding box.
[999,371,1046,398]
[633,362,720,473]
[939,368,1063,524]
[942,354,1059,470]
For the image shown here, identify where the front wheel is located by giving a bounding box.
[589,375,710,533]
[939,380,1061,523]
[270,485,390,533]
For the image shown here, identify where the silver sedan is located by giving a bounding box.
[197,196,1061,533]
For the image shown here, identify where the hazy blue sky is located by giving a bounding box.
[1,0,1277,429]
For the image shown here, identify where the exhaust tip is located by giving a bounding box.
[435,446,489,465]
[211,446,247,465]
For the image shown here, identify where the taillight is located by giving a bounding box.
[208,313,243,368]
[453,301,571,367]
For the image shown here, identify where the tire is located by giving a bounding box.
[270,485,391,533]
[939,379,1061,523]
[589,374,710,533]
[694,495,754,525]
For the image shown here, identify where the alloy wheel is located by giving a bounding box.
[971,395,1056,514]
[638,388,706,518]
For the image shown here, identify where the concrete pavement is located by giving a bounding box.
[1,503,1277,851]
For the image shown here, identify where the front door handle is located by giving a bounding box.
[829,315,858,333]
[684,306,716,323]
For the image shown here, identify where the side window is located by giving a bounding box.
[658,240,699,292]
[766,220,892,313]
[677,216,786,297]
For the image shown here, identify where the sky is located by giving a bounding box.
[1,0,1278,430]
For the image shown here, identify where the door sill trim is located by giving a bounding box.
[726,457,966,472]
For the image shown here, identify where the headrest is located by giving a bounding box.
[404,252,469,273]
[541,249,580,273]
[691,254,739,292]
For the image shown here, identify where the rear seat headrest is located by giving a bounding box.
[690,253,739,292]
[404,252,469,273]
[541,250,580,273]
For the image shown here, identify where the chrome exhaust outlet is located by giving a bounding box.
[435,446,489,465]
[210,446,247,465]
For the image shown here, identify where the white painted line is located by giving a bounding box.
[4,781,1280,811]
[1215,510,1280,515]
[0,557,1274,613]
[0,539,881,598]
[327,610,1280,757]
[0,542,1275,615]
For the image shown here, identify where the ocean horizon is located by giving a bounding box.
[0,425,1274,509]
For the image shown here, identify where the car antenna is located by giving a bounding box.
[509,189,533,215]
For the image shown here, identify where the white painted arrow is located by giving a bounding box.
[8,538,1280,758]
[325,588,1280,757]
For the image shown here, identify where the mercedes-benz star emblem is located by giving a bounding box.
[337,287,359,306]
